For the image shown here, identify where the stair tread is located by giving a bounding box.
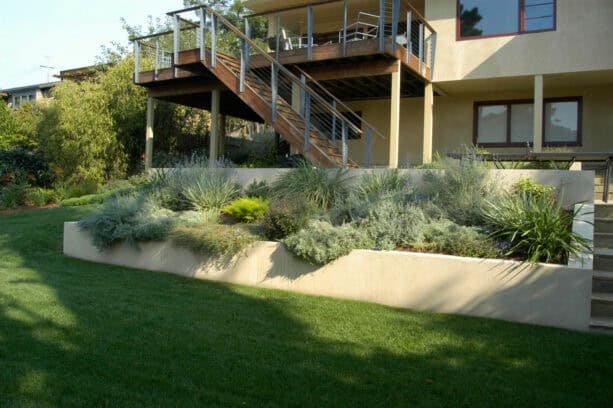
[592,292,613,302]
[590,317,613,329]
[594,270,613,280]
[595,232,613,236]
[594,248,613,256]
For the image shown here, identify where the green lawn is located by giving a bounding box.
[1,207,612,407]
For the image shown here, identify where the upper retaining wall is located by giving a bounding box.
[152,168,595,208]
[64,222,593,331]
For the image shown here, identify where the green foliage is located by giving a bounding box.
[354,199,427,250]
[244,179,271,198]
[423,157,494,226]
[171,224,257,257]
[417,220,500,259]
[0,102,17,149]
[482,192,590,264]
[261,197,315,240]
[9,102,44,150]
[222,197,269,223]
[356,169,413,199]
[181,171,240,211]
[272,162,352,209]
[0,148,54,187]
[60,184,135,207]
[513,178,556,201]
[284,221,374,265]
[25,188,58,207]
[0,182,30,209]
[79,194,176,250]
[38,80,126,183]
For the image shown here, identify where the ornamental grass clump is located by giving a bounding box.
[356,169,414,200]
[482,191,590,264]
[222,197,269,223]
[416,220,500,259]
[271,161,352,209]
[181,171,240,211]
[171,224,257,257]
[283,221,374,265]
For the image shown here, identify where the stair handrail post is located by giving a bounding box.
[154,38,160,80]
[302,74,311,152]
[211,13,217,68]
[275,15,281,59]
[365,127,372,168]
[134,40,140,83]
[342,0,348,57]
[307,5,313,61]
[391,0,400,53]
[331,100,337,144]
[406,11,412,64]
[418,22,424,74]
[173,13,180,77]
[378,0,385,52]
[239,18,249,93]
[271,63,278,122]
[342,120,348,168]
[200,7,207,63]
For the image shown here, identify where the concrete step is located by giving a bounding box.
[591,292,613,317]
[590,317,613,331]
[594,248,613,271]
[594,232,613,247]
[595,204,613,218]
[593,270,613,293]
[595,218,613,233]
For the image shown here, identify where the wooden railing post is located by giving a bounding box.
[211,14,217,68]
[200,7,207,63]
[378,0,385,52]
[307,5,313,61]
[134,40,140,83]
[342,0,348,57]
[391,0,400,53]
[173,14,180,77]
[418,23,424,74]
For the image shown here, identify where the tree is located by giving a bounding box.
[38,80,126,183]
[0,103,17,150]
[459,5,483,37]
[10,102,44,150]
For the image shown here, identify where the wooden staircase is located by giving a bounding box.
[591,203,613,332]
[195,50,358,168]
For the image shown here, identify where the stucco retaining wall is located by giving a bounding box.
[64,222,592,331]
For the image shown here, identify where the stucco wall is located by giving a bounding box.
[426,0,613,81]
[347,84,613,165]
[63,222,593,331]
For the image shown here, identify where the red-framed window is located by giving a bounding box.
[457,0,556,40]
[473,97,582,147]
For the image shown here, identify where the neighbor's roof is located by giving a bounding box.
[0,81,60,94]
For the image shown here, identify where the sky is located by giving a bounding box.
[0,0,187,90]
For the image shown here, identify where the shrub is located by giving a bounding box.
[181,171,240,211]
[60,184,135,207]
[222,197,269,223]
[356,169,413,199]
[244,179,271,198]
[482,192,590,264]
[0,148,54,188]
[171,224,257,257]
[271,162,352,209]
[513,178,556,201]
[175,210,220,227]
[416,220,500,259]
[25,188,58,207]
[0,182,30,209]
[261,197,315,240]
[79,194,176,250]
[423,156,494,226]
[66,176,99,198]
[283,221,374,265]
[352,197,427,250]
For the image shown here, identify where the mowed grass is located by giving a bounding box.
[1,207,612,407]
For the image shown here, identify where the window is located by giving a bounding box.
[474,98,581,147]
[458,0,556,40]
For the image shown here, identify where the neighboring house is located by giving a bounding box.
[132,0,613,168]
[1,82,58,108]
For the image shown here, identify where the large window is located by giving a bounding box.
[474,98,581,147]
[458,0,556,40]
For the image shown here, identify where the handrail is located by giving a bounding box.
[293,66,386,140]
[209,7,365,137]
[247,0,342,18]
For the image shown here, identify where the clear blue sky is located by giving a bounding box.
[0,0,187,89]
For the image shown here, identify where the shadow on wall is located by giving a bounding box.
[1,208,612,405]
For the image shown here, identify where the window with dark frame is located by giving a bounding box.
[474,97,581,147]
[458,0,556,40]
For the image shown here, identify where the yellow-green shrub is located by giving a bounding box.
[222,197,269,223]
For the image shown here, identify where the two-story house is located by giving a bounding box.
[132,0,613,169]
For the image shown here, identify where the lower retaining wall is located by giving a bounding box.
[64,222,592,331]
